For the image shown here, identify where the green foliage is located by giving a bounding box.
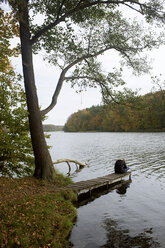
[29,2,165,106]
[64,90,165,132]
[0,10,34,177]
[0,81,34,177]
[5,1,165,117]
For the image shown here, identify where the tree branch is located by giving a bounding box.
[40,69,66,116]
[123,3,144,15]
[40,56,88,116]
[65,74,137,108]
[53,158,87,168]
[99,81,121,104]
[40,47,113,116]
[53,158,88,174]
[56,0,66,20]
[65,74,121,104]
[30,0,149,45]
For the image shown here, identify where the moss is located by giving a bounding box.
[0,175,77,248]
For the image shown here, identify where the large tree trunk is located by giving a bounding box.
[19,1,55,182]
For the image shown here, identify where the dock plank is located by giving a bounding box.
[66,172,131,196]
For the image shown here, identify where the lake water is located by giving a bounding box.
[47,132,165,248]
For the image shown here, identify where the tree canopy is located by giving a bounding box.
[6,0,165,116]
[30,1,165,114]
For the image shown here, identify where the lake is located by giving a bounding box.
[47,132,165,248]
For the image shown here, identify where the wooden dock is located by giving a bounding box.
[66,171,131,199]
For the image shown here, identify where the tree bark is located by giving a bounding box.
[19,0,55,182]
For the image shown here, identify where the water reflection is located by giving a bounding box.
[78,179,132,207]
[101,219,160,248]
[116,181,130,196]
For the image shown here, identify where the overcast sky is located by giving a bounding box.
[9,5,165,126]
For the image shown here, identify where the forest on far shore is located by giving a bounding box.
[64,90,165,132]
[43,124,63,132]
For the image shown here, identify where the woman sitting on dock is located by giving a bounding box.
[114,159,129,174]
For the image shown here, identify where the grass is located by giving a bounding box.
[0,174,77,248]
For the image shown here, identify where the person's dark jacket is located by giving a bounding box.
[114,159,127,174]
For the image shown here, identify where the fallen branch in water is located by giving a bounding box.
[53,159,88,174]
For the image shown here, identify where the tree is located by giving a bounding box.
[0,10,34,177]
[1,0,165,181]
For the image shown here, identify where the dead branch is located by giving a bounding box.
[53,159,88,173]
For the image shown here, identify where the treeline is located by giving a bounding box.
[43,124,63,132]
[64,91,165,132]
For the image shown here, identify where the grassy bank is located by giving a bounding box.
[0,174,77,248]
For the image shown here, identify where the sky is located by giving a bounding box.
[7,4,165,126]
